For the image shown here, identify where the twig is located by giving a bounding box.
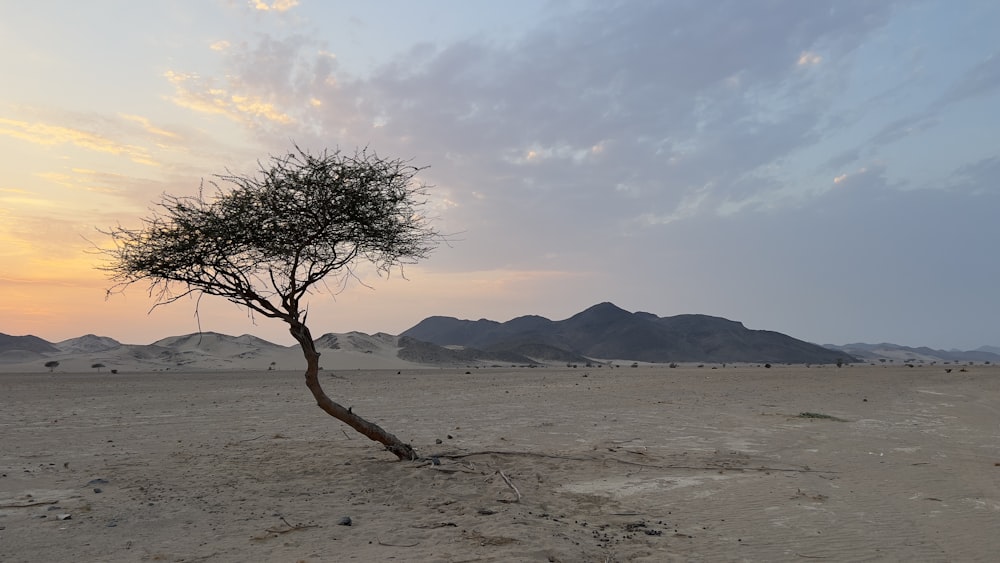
[428,465,477,474]
[412,522,458,529]
[239,434,265,442]
[378,537,420,547]
[264,517,319,534]
[434,450,835,474]
[496,470,522,502]
[0,500,59,508]
[609,457,832,473]
[435,450,587,462]
[341,429,353,440]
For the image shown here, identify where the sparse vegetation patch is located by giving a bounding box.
[797,412,847,422]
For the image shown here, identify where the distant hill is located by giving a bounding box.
[56,334,123,354]
[397,337,531,365]
[0,333,60,354]
[402,302,850,364]
[826,342,1000,364]
[0,330,497,372]
[152,332,281,352]
[0,333,61,364]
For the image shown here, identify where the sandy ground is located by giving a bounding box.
[2,364,999,562]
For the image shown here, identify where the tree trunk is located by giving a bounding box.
[288,320,418,461]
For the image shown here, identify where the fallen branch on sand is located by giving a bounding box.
[496,470,522,502]
[433,450,836,474]
[0,499,59,508]
[434,450,585,462]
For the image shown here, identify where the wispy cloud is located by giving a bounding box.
[0,117,158,165]
[797,51,823,66]
[253,0,299,12]
[937,53,1000,108]
[164,70,294,125]
[119,114,180,140]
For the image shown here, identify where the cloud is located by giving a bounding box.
[798,51,823,66]
[824,148,863,171]
[167,1,899,273]
[118,114,180,140]
[162,34,348,136]
[937,53,1000,108]
[869,113,940,147]
[0,117,158,165]
[833,164,879,185]
[253,0,299,13]
[164,70,294,126]
[946,155,1000,195]
[352,2,891,210]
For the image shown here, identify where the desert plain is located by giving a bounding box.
[2,363,1000,562]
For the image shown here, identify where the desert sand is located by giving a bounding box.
[2,363,1000,562]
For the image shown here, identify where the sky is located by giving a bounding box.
[2,0,999,350]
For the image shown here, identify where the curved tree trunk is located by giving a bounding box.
[288,320,418,461]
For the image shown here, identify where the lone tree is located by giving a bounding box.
[44,360,59,372]
[101,147,439,460]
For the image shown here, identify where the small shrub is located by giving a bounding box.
[797,412,847,422]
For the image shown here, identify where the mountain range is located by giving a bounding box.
[3,302,997,372]
[402,302,848,364]
[824,342,1000,364]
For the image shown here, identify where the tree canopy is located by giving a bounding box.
[103,147,438,325]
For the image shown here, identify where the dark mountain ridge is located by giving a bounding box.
[403,302,849,364]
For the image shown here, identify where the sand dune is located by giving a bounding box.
[2,364,999,561]
[0,331,424,374]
